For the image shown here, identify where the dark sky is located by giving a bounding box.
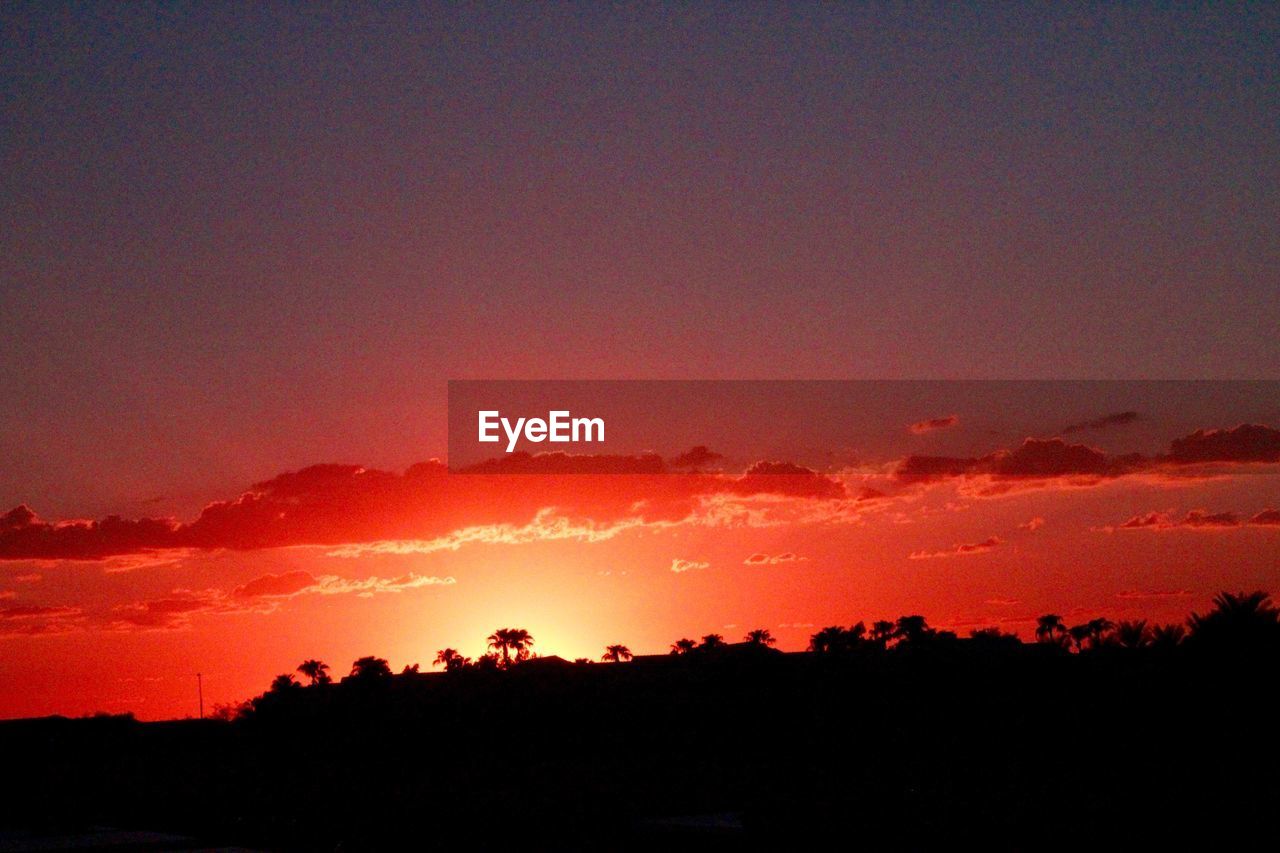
[2,2,1278,514]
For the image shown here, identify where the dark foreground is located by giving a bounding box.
[2,641,1275,851]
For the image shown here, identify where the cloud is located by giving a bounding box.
[909,536,1002,559]
[1061,411,1140,435]
[1019,517,1045,531]
[1166,424,1280,464]
[984,597,1020,605]
[1251,509,1280,526]
[112,571,457,631]
[909,415,958,435]
[0,456,847,562]
[13,573,41,583]
[670,446,724,468]
[1106,507,1278,532]
[110,590,227,630]
[231,570,317,599]
[670,558,709,573]
[1115,588,1192,600]
[743,552,803,565]
[456,452,665,475]
[894,423,1280,495]
[306,573,455,597]
[0,603,85,637]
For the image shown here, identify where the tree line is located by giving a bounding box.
[228,589,1278,718]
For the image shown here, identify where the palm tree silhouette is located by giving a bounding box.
[1068,623,1091,653]
[487,627,535,668]
[602,644,632,662]
[1035,614,1068,647]
[297,659,331,686]
[744,628,776,646]
[1115,620,1150,649]
[808,623,866,654]
[809,626,845,654]
[1151,623,1186,650]
[670,638,697,655]
[349,656,392,679]
[1086,617,1114,649]
[270,673,299,692]
[434,648,469,672]
[1188,590,1280,647]
[700,633,725,650]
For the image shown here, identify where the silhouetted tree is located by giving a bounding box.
[488,627,535,668]
[670,638,697,655]
[809,626,845,654]
[270,673,299,692]
[349,656,392,680]
[1035,614,1069,647]
[968,627,1021,649]
[1115,620,1150,649]
[402,663,420,674]
[1188,590,1280,649]
[869,620,896,648]
[297,659,331,686]
[744,628,776,646]
[700,633,725,650]
[809,623,866,654]
[471,653,501,672]
[1151,623,1186,650]
[894,615,933,645]
[434,648,470,672]
[602,644,632,662]
[1068,623,1091,654]
[1086,617,1115,649]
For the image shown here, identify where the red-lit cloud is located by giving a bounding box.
[0,457,848,563]
[0,603,84,637]
[743,552,802,565]
[670,558,709,573]
[909,536,1002,560]
[909,415,958,434]
[1106,508,1280,532]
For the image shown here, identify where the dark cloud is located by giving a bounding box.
[1250,509,1280,526]
[670,446,724,468]
[895,423,1280,492]
[1061,411,1140,435]
[909,415,958,435]
[896,438,1142,485]
[0,603,84,637]
[728,461,846,499]
[1165,424,1280,465]
[1112,508,1277,531]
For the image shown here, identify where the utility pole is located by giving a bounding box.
[197,672,203,720]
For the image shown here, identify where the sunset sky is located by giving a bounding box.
[2,4,1278,719]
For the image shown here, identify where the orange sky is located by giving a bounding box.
[2,383,1278,720]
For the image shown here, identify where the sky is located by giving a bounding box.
[1,3,1278,719]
